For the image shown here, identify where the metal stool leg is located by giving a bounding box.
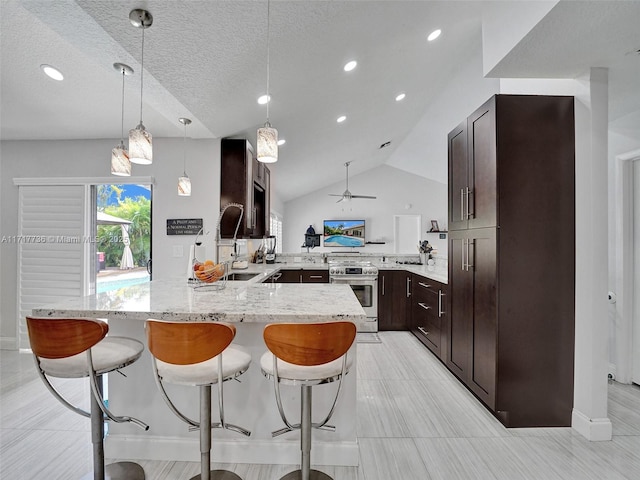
[190,385,242,480]
[280,385,332,480]
[82,375,145,480]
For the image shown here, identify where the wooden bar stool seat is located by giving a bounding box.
[145,319,251,480]
[26,316,149,480]
[260,321,357,480]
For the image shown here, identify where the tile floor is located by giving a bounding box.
[1,332,639,479]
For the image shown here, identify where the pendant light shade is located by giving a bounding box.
[128,9,153,165]
[178,117,192,196]
[257,0,278,164]
[129,124,152,164]
[257,122,278,163]
[111,63,133,176]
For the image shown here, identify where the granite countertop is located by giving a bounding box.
[33,276,366,324]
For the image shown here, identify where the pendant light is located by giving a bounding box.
[128,9,153,165]
[111,63,133,176]
[177,118,192,196]
[257,0,278,163]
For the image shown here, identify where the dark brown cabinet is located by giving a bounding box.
[273,269,328,283]
[411,275,447,359]
[446,95,576,427]
[220,138,270,239]
[378,270,411,331]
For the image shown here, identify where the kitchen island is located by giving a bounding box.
[32,277,366,467]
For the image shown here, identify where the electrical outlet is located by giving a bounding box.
[173,245,183,258]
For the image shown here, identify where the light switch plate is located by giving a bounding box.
[173,245,183,258]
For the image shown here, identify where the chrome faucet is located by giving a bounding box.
[215,203,244,263]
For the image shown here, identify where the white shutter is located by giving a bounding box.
[17,185,87,348]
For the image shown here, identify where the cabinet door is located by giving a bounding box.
[220,139,253,237]
[468,97,497,229]
[276,269,301,283]
[301,270,328,283]
[448,121,468,231]
[378,270,410,331]
[467,228,497,409]
[447,232,472,380]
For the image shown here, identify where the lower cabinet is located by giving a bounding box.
[378,270,411,331]
[273,269,328,283]
[411,275,447,359]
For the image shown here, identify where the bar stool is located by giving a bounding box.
[260,321,357,480]
[145,319,251,480]
[25,316,149,480]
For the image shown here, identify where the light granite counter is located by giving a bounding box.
[33,276,364,467]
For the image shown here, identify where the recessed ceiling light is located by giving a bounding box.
[337,115,347,123]
[257,94,271,105]
[427,29,441,42]
[41,64,64,81]
[277,139,286,146]
[395,93,406,101]
[343,60,357,72]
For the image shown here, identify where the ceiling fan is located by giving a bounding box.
[328,161,377,202]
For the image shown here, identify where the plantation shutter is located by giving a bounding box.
[17,185,90,349]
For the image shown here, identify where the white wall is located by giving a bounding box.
[282,165,447,256]
[0,137,221,346]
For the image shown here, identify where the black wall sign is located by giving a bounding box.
[166,218,203,235]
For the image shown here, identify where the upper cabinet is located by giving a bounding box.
[220,139,270,238]
[448,96,497,231]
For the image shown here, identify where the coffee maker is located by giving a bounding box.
[265,235,277,264]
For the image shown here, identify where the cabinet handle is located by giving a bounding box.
[467,239,474,271]
[309,275,323,279]
[460,188,465,221]
[418,282,432,289]
[438,290,444,317]
[272,273,282,283]
[465,187,472,219]
[418,302,432,311]
[406,277,411,298]
[461,240,466,271]
[382,275,385,296]
[417,326,429,336]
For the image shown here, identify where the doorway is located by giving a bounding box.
[95,184,152,293]
[614,149,640,385]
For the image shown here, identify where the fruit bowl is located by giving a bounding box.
[190,260,228,289]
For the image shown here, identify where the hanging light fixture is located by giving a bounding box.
[178,118,192,196]
[111,63,133,176]
[257,0,278,163]
[128,9,153,165]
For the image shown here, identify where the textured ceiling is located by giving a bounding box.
[1,1,639,202]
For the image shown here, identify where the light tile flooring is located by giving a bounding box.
[1,332,639,479]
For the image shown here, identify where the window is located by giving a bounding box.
[270,212,283,253]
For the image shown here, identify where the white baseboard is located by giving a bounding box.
[571,408,612,441]
[105,435,359,466]
[0,336,17,350]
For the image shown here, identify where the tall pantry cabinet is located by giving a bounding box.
[447,95,576,427]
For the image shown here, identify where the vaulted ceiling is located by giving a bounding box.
[1,1,639,202]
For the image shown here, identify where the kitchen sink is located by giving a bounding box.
[227,272,260,281]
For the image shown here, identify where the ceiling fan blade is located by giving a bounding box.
[336,197,344,203]
[351,194,377,199]
[328,194,343,197]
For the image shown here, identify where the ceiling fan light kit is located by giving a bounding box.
[329,161,377,202]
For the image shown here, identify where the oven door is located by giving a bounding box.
[330,276,378,331]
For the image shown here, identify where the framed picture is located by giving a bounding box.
[430,220,440,232]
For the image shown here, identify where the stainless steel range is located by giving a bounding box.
[329,260,378,332]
